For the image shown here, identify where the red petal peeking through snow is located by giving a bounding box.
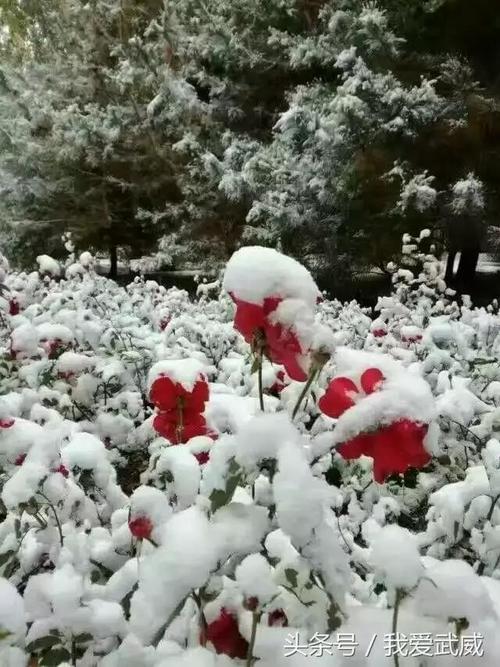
[128,516,153,541]
[318,377,359,418]
[202,608,249,659]
[360,367,385,394]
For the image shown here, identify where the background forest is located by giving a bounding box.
[0,0,499,295]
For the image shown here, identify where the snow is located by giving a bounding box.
[370,524,423,590]
[0,578,26,642]
[36,255,61,276]
[148,358,208,391]
[223,246,320,307]
[130,507,222,643]
[235,554,277,603]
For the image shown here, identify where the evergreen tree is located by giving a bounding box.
[0,0,199,274]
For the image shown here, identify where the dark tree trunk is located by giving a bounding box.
[455,246,480,291]
[109,245,118,279]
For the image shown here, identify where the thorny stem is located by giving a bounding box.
[252,330,266,412]
[246,610,261,667]
[392,589,403,667]
[37,491,64,546]
[257,351,264,412]
[192,591,208,644]
[477,494,500,575]
[292,367,318,420]
[176,397,184,443]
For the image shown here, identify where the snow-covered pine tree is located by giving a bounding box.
[0,0,205,274]
[167,0,461,288]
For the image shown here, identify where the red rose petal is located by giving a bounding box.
[318,377,359,418]
[360,367,385,394]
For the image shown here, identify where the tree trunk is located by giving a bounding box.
[109,244,118,279]
[455,246,480,291]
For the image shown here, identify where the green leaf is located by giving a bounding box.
[250,356,260,374]
[0,629,11,642]
[89,559,113,583]
[40,647,71,666]
[326,600,342,632]
[3,555,19,578]
[121,582,139,619]
[26,635,61,652]
[73,632,93,643]
[0,550,14,567]
[284,568,298,588]
[209,458,242,512]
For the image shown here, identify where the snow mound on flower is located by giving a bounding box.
[36,254,60,276]
[223,246,320,306]
[331,350,435,445]
[130,506,222,643]
[148,358,208,391]
[370,524,423,590]
[236,553,277,603]
[56,351,95,374]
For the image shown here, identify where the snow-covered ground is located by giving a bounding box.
[0,236,499,665]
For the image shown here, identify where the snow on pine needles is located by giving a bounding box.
[0,237,499,666]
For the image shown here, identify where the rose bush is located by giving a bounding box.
[0,235,498,665]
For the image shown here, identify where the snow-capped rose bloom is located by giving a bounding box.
[373,328,387,338]
[194,450,210,465]
[53,464,69,478]
[150,374,210,444]
[0,418,15,428]
[401,325,423,344]
[319,368,385,418]
[223,247,320,382]
[128,515,153,541]
[14,453,26,466]
[8,298,20,316]
[159,315,170,331]
[319,367,431,482]
[202,608,248,659]
[229,294,310,381]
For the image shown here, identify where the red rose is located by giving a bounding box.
[153,412,208,443]
[0,418,15,429]
[230,294,308,381]
[53,464,69,478]
[194,450,210,465]
[338,419,430,483]
[202,608,248,659]
[15,453,26,466]
[318,376,359,418]
[150,375,210,444]
[319,368,430,482]
[128,515,153,541]
[9,299,20,316]
[373,328,387,338]
[150,376,209,416]
[319,368,384,418]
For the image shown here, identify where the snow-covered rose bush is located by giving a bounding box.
[0,238,499,665]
